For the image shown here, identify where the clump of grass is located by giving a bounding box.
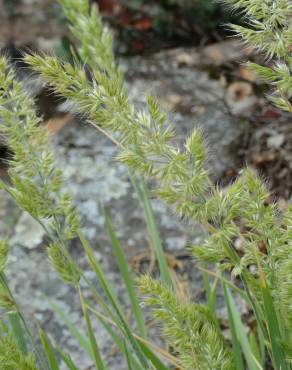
[0,0,291,369]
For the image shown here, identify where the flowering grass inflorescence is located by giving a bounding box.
[0,0,291,369]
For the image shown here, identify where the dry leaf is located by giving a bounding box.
[165,253,183,270]
[227,81,253,102]
[44,113,73,136]
[202,40,251,66]
[251,152,276,164]
[239,66,258,82]
[133,17,152,31]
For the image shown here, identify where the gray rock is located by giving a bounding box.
[10,212,45,249]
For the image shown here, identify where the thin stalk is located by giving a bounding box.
[131,175,172,287]
[87,304,183,370]
[104,208,147,338]
[0,271,48,369]
[78,286,105,370]
[78,232,150,369]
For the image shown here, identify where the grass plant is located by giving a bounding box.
[0,0,291,369]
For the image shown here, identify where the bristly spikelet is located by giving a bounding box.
[219,0,292,112]
[271,206,292,330]
[139,276,235,370]
[57,0,117,75]
[0,322,38,370]
[0,57,56,219]
[24,54,211,222]
[25,0,292,352]
[48,243,80,285]
[0,240,9,271]
[0,57,81,285]
[8,0,292,366]
[0,284,15,312]
[55,193,80,240]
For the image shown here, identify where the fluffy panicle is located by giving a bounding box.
[0,323,38,370]
[0,57,80,285]
[1,0,292,367]
[58,0,117,75]
[139,275,235,370]
[220,0,292,112]
[25,53,210,222]
[0,240,8,272]
[23,3,210,224]
[23,0,292,363]
[48,242,80,285]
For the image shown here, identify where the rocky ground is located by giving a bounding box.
[0,0,65,50]
[1,1,291,369]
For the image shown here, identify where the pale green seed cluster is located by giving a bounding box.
[0,58,80,286]
[0,240,8,272]
[0,0,291,367]
[221,0,292,112]
[20,0,292,365]
[0,323,38,370]
[139,275,235,370]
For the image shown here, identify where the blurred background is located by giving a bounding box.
[0,1,291,368]
[1,0,235,54]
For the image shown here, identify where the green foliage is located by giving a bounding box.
[220,0,292,112]
[24,52,209,223]
[0,53,161,368]
[48,243,80,285]
[0,323,38,370]
[58,0,116,73]
[0,240,8,271]
[139,275,235,370]
[0,283,15,311]
[0,0,291,369]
